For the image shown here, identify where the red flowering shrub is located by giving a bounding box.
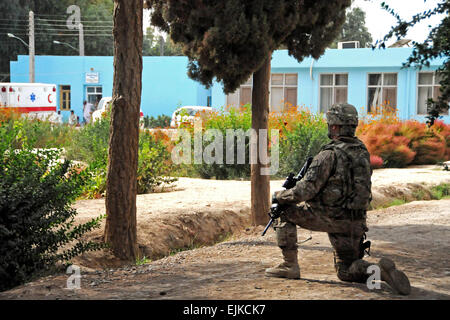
[359,123,416,168]
[432,120,450,160]
[358,117,449,167]
[412,135,446,164]
[370,155,383,169]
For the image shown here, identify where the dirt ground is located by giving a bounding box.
[0,165,449,300]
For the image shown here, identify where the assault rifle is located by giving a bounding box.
[261,156,313,236]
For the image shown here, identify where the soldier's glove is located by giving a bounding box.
[271,193,279,204]
[268,203,289,220]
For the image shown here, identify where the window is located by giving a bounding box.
[59,85,71,111]
[270,73,298,112]
[319,73,348,112]
[226,73,298,112]
[417,72,447,115]
[367,73,397,112]
[86,86,102,107]
[226,76,253,107]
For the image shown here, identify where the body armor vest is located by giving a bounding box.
[316,137,372,210]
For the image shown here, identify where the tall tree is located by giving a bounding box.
[331,7,373,48]
[377,0,449,126]
[0,1,32,81]
[104,0,142,261]
[0,0,114,81]
[148,0,351,225]
[143,26,183,56]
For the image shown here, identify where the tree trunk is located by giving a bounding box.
[104,0,143,261]
[251,53,271,226]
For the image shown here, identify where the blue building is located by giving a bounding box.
[10,55,211,122]
[10,47,448,123]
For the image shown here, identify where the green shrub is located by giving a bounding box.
[0,117,74,150]
[138,131,178,193]
[277,114,329,177]
[81,167,107,199]
[175,105,329,179]
[65,115,109,169]
[0,123,105,292]
[430,183,450,199]
[66,112,177,197]
[184,106,252,179]
[144,114,171,128]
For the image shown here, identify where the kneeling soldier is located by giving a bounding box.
[265,103,411,295]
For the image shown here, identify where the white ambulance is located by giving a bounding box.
[0,83,57,120]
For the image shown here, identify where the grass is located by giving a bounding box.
[136,255,151,266]
[430,183,450,200]
[372,182,450,210]
[372,198,407,210]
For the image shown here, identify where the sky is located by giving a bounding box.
[352,0,444,46]
[144,0,445,46]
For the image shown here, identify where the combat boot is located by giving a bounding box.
[265,249,300,279]
[379,257,411,295]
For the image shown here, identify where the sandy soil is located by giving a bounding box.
[0,165,449,300]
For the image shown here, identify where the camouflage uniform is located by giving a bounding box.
[266,103,411,295]
[273,135,372,282]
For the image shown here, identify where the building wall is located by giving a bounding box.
[10,55,211,121]
[211,48,448,123]
[10,48,448,123]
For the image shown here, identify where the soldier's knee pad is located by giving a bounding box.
[275,221,297,250]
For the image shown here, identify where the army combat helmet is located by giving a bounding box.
[326,103,359,137]
[326,103,359,126]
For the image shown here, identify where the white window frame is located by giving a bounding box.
[226,76,253,107]
[269,73,298,112]
[367,72,398,112]
[416,71,446,115]
[225,73,298,111]
[86,86,103,106]
[318,73,348,113]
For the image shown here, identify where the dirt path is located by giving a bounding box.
[0,166,449,300]
[1,200,450,300]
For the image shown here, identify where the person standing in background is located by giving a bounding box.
[68,110,78,126]
[83,100,94,125]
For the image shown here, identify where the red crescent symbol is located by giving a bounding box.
[48,94,53,104]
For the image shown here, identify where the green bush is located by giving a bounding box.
[0,122,105,292]
[177,105,329,179]
[190,105,252,179]
[277,115,329,177]
[143,114,171,128]
[66,112,177,198]
[64,115,110,199]
[430,183,450,199]
[65,115,109,169]
[0,117,74,150]
[138,131,178,193]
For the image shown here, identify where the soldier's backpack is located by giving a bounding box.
[323,138,372,210]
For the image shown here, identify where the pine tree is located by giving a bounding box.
[331,7,373,48]
[104,0,142,261]
[148,0,352,225]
